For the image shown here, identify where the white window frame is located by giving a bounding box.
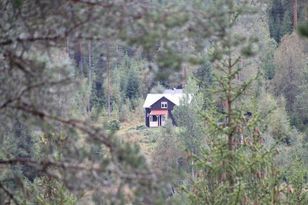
[161,101,168,108]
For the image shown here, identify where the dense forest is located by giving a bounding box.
[0,0,307,204]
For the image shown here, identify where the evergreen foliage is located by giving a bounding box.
[268,0,293,42]
[0,0,307,204]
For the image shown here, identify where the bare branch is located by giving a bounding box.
[0,158,103,172]
[69,0,113,8]
[0,182,20,205]
[8,103,113,150]
[0,78,72,110]
[0,35,65,47]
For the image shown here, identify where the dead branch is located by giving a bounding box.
[0,181,20,205]
[69,0,113,8]
[0,77,72,110]
[0,158,103,172]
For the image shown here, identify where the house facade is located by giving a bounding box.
[143,89,188,128]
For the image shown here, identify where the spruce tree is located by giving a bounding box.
[179,1,308,204]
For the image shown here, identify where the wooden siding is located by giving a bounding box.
[150,97,175,110]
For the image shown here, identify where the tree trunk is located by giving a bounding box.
[292,0,297,29]
[87,40,92,112]
[79,40,84,75]
[107,43,111,117]
[88,40,92,84]
[227,55,234,190]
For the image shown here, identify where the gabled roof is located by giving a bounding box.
[143,93,191,108]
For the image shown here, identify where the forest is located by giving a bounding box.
[0,0,307,204]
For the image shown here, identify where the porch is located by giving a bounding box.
[149,110,168,128]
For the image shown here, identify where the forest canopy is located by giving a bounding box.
[0,0,307,204]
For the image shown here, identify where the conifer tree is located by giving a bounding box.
[179,1,308,204]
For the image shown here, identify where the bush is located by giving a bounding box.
[106,120,120,133]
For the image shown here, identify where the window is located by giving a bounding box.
[150,115,157,122]
[161,102,168,108]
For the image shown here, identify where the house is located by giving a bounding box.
[143,89,190,127]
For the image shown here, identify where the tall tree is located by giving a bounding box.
[0,0,163,203]
[178,1,308,204]
[268,0,293,42]
[271,33,306,113]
